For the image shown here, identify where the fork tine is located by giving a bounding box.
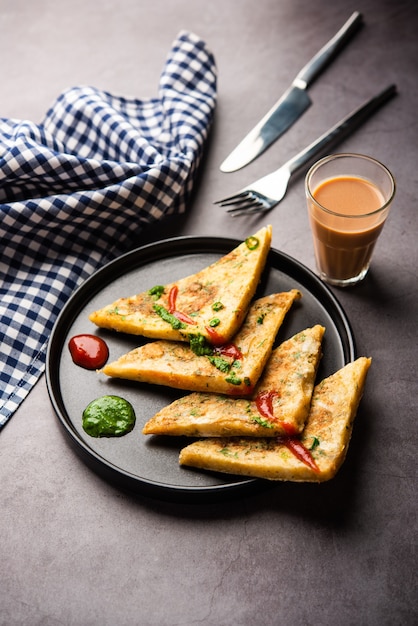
[226,198,268,215]
[228,208,261,217]
[218,197,251,208]
[226,200,261,213]
[226,190,273,212]
[213,191,251,206]
[227,198,277,217]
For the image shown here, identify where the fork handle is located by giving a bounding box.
[286,84,397,176]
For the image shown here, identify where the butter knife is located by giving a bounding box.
[220,11,363,172]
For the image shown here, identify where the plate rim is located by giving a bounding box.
[46,234,356,502]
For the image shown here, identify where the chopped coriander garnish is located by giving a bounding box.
[225,371,242,385]
[189,334,213,356]
[212,301,224,312]
[309,436,320,450]
[207,355,231,373]
[153,304,185,330]
[209,317,220,327]
[219,447,238,458]
[148,285,165,299]
[252,414,274,429]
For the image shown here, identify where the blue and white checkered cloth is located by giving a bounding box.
[0,31,217,428]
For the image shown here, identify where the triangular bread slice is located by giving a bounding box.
[179,357,372,482]
[101,291,301,395]
[89,225,272,344]
[142,325,325,437]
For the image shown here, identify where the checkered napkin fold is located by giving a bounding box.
[0,31,217,428]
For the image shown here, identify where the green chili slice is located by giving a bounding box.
[245,236,259,250]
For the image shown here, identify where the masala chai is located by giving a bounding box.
[306,154,395,287]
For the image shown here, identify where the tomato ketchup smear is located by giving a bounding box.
[205,325,225,346]
[167,287,240,351]
[168,285,197,325]
[168,287,245,363]
[279,437,320,474]
[255,390,320,474]
[255,390,297,435]
[213,342,242,361]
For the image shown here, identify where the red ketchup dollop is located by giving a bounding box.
[68,334,109,370]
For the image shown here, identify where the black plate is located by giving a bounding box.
[46,236,356,503]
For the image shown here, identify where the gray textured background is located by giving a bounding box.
[1,1,417,624]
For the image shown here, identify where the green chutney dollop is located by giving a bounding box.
[82,395,136,437]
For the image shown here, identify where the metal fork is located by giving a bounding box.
[214,85,396,216]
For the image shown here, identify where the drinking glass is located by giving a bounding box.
[305,153,396,287]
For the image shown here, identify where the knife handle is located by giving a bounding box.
[287,84,397,175]
[295,12,363,89]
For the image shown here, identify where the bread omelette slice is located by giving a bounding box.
[142,324,325,437]
[89,225,272,344]
[179,357,372,482]
[101,290,301,395]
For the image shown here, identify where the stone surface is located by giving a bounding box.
[1,1,417,624]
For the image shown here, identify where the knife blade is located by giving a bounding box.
[220,11,363,173]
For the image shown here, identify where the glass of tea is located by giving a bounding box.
[305,153,396,287]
